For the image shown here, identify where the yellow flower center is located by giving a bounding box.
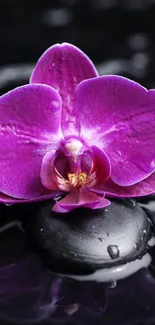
[68,172,87,188]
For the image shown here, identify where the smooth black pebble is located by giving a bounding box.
[26,198,152,275]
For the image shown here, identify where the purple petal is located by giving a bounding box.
[90,145,111,184]
[30,43,98,137]
[100,173,155,198]
[76,75,155,186]
[81,150,93,174]
[0,84,62,199]
[40,151,59,191]
[41,151,71,192]
[52,188,110,213]
[0,191,61,204]
[54,151,70,178]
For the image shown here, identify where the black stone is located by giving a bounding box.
[27,199,152,275]
[137,195,155,229]
[136,195,155,274]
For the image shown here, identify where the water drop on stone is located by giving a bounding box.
[107,245,120,259]
[133,242,137,248]
[128,199,136,206]
[109,280,117,288]
[5,204,12,207]
[28,199,151,277]
[40,228,44,235]
[98,237,104,242]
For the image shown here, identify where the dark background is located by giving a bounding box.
[1,0,155,90]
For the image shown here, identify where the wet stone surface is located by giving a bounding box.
[137,195,155,229]
[107,245,120,260]
[27,199,152,275]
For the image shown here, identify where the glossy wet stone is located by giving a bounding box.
[27,199,152,275]
[136,195,155,275]
[137,195,155,228]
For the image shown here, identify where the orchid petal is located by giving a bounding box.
[52,188,110,213]
[100,173,155,198]
[76,75,155,186]
[0,191,61,204]
[40,151,59,191]
[40,150,70,192]
[90,146,111,185]
[0,84,62,199]
[30,43,98,137]
[81,150,93,175]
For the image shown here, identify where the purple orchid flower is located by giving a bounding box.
[0,43,155,213]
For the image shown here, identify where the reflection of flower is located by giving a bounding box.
[1,252,155,325]
[0,43,155,212]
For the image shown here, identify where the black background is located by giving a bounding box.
[1,0,155,89]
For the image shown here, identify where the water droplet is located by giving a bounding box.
[151,160,155,169]
[48,62,55,71]
[133,242,137,248]
[143,229,146,234]
[98,237,104,242]
[92,225,95,228]
[5,203,12,207]
[109,280,117,288]
[148,236,155,247]
[128,199,136,206]
[107,245,120,259]
[51,100,60,109]
[40,228,44,235]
